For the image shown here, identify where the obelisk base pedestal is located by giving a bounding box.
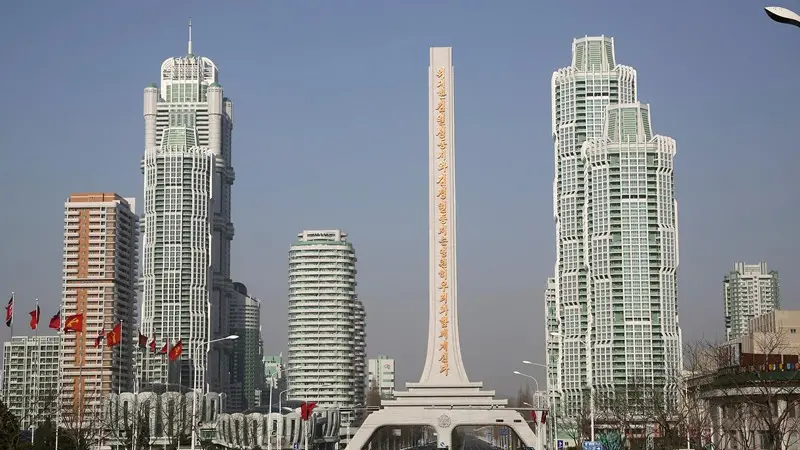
[345,383,539,450]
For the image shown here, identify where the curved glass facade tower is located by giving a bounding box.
[287,230,365,427]
[547,36,682,425]
[139,30,235,393]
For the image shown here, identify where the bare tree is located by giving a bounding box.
[595,385,643,450]
[366,384,382,409]
[558,392,593,447]
[59,408,105,450]
[356,383,382,424]
[686,329,800,450]
[589,380,688,450]
[0,388,57,450]
[101,396,155,450]
[515,384,532,409]
[160,393,193,450]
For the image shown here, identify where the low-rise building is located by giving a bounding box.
[367,355,396,399]
[2,336,60,429]
[688,310,800,450]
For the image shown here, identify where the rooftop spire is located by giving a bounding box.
[188,17,193,55]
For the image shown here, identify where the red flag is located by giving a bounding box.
[48,312,61,330]
[106,322,122,347]
[540,410,548,424]
[168,339,183,361]
[300,401,317,420]
[94,327,105,348]
[531,410,537,423]
[63,313,84,332]
[29,305,40,330]
[138,331,148,348]
[159,342,168,354]
[5,296,13,327]
[149,334,157,353]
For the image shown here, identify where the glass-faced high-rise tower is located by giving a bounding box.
[139,23,235,393]
[547,36,682,424]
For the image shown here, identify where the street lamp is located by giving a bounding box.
[522,360,547,368]
[522,360,558,446]
[207,334,239,345]
[267,366,299,450]
[190,334,239,450]
[513,371,543,450]
[765,6,800,27]
[526,357,594,442]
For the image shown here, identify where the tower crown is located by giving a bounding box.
[604,102,653,142]
[571,36,616,71]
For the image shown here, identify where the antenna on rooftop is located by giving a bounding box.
[188,17,193,55]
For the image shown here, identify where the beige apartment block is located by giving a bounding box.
[59,193,138,425]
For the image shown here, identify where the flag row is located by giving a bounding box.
[4,295,183,362]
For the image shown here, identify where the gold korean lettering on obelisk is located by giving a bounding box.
[434,67,449,376]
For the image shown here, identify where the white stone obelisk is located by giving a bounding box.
[418,46,470,386]
[344,47,538,450]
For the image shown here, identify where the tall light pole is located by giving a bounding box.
[513,371,543,450]
[524,360,558,447]
[765,6,800,27]
[191,334,238,450]
[529,351,594,443]
[268,366,298,450]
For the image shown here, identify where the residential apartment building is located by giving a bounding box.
[2,336,60,429]
[139,26,236,393]
[547,37,682,423]
[60,193,138,424]
[724,261,780,341]
[287,230,366,427]
[367,355,396,399]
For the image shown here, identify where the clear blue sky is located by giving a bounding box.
[1,0,798,397]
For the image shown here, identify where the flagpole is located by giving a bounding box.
[8,292,14,345]
[132,354,138,450]
[118,320,123,397]
[164,339,170,450]
[132,331,143,450]
[54,308,62,450]
[31,299,39,445]
[98,318,106,450]
[5,293,14,413]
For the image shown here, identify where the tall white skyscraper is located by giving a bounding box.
[287,230,365,426]
[139,22,235,393]
[724,261,780,341]
[547,36,682,421]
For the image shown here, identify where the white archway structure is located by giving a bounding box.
[345,47,539,450]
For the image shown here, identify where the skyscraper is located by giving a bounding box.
[724,261,780,341]
[228,282,263,412]
[60,193,139,424]
[139,22,235,393]
[547,37,682,422]
[287,230,365,427]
